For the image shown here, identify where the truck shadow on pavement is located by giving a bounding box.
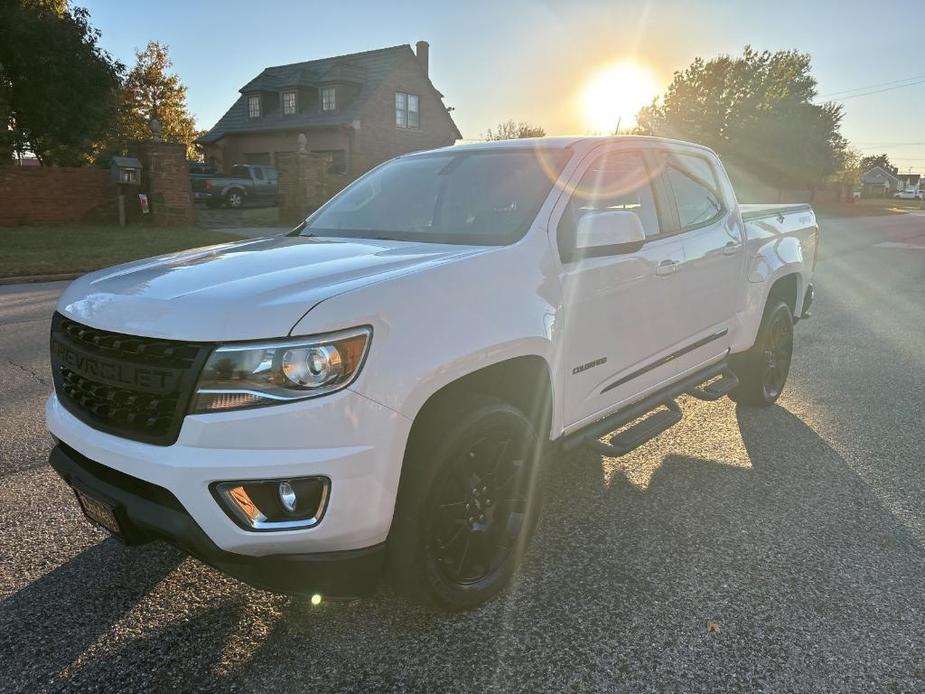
[2,404,922,691]
[0,540,182,691]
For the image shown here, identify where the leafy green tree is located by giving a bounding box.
[636,47,847,198]
[858,153,897,175]
[0,0,123,164]
[484,120,546,140]
[830,148,862,201]
[112,41,198,159]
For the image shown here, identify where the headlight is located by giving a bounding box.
[191,326,371,413]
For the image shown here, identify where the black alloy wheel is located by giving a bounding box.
[760,306,794,401]
[729,299,794,406]
[388,395,543,610]
[425,429,532,586]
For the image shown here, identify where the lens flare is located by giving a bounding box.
[311,593,322,606]
[582,62,660,133]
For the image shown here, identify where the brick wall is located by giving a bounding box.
[277,151,330,224]
[133,142,195,226]
[0,166,118,226]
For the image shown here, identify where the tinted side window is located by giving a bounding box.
[665,154,724,229]
[559,152,660,257]
[254,167,264,180]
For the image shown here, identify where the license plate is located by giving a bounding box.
[74,488,122,538]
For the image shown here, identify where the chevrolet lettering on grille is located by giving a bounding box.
[51,339,176,393]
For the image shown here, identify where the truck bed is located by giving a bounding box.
[738,203,812,222]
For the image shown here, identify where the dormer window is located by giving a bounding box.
[321,87,336,111]
[282,90,297,115]
[248,95,261,118]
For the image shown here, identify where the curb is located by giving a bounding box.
[0,273,81,286]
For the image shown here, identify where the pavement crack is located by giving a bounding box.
[6,358,50,387]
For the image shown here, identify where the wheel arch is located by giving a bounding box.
[406,354,555,450]
[732,269,804,353]
[767,273,800,317]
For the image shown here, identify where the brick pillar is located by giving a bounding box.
[134,142,195,226]
[277,151,331,225]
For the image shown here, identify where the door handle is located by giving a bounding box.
[656,259,679,276]
[722,241,740,256]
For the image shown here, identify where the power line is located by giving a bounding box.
[829,78,925,102]
[856,143,925,151]
[819,73,925,98]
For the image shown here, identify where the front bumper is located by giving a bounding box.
[45,388,412,558]
[49,442,385,596]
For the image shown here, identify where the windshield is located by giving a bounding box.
[302,148,571,245]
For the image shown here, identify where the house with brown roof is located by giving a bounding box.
[197,42,461,183]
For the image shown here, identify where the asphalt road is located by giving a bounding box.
[1,215,924,692]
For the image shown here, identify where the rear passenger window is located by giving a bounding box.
[665,154,724,229]
[559,152,660,256]
[254,167,265,180]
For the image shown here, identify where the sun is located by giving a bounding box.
[582,62,660,133]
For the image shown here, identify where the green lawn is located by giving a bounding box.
[814,198,925,219]
[0,225,243,279]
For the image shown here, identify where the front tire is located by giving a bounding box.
[729,299,794,406]
[389,395,543,611]
[224,190,244,208]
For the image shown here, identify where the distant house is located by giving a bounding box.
[196,42,461,183]
[896,173,921,192]
[860,166,901,197]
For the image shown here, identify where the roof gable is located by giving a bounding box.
[861,166,900,184]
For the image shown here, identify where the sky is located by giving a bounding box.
[82,0,925,171]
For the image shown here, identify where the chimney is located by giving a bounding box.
[415,40,429,76]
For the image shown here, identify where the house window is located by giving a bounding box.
[248,95,261,119]
[282,90,297,115]
[395,92,419,128]
[321,87,336,111]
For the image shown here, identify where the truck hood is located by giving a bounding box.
[58,235,489,341]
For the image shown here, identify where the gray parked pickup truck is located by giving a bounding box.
[192,164,279,208]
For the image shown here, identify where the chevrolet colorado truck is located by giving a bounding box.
[47,136,816,611]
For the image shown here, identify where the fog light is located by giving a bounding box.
[279,481,297,512]
[212,477,330,531]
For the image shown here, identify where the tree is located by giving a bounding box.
[636,47,847,197]
[484,120,546,140]
[858,153,897,175]
[830,148,862,201]
[111,42,198,159]
[0,0,123,164]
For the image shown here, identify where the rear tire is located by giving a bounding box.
[729,300,794,406]
[388,394,543,611]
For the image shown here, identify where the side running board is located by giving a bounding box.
[685,365,739,401]
[561,361,737,458]
[585,400,682,457]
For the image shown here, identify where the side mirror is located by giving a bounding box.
[574,211,646,256]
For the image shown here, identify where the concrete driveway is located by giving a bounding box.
[1,216,923,692]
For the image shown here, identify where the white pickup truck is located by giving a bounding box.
[47,136,816,610]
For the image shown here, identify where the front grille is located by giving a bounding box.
[50,313,212,445]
